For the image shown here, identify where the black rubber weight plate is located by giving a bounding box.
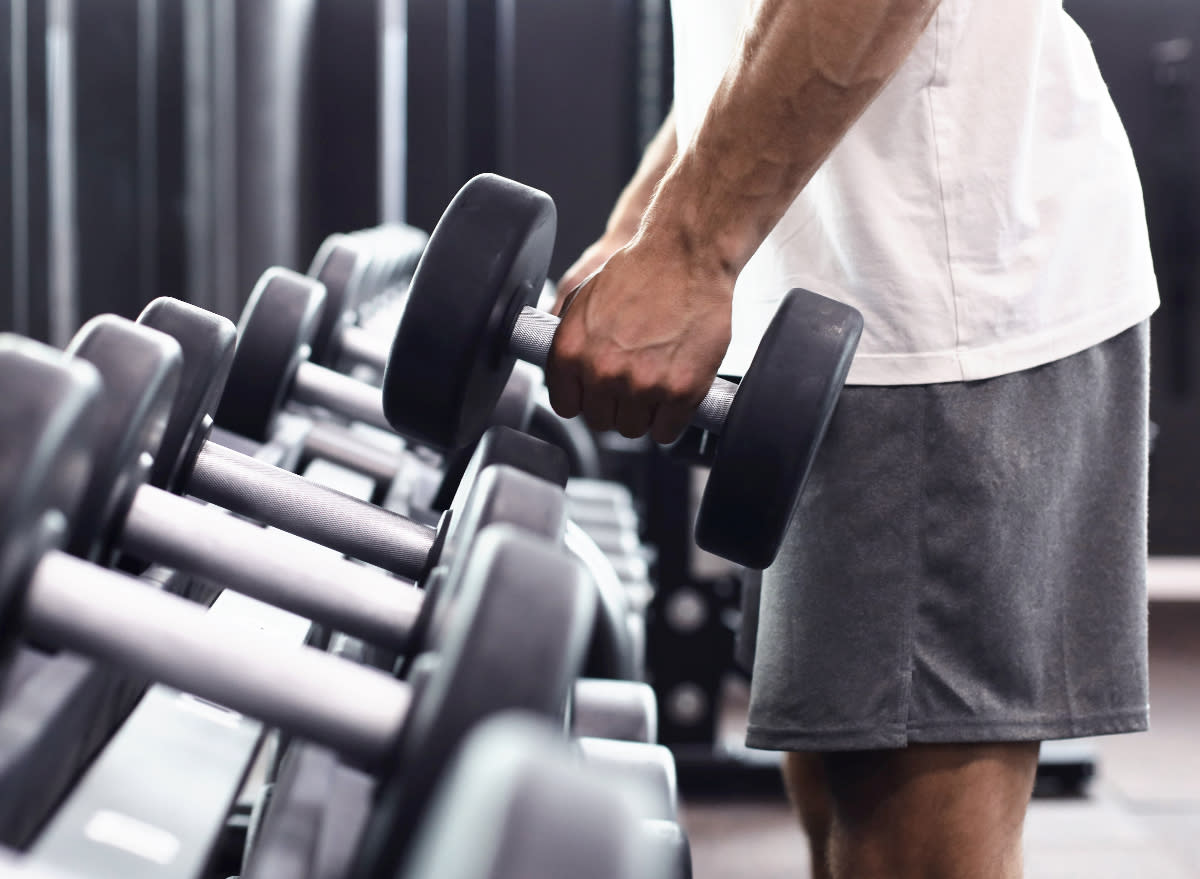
[352,527,596,878]
[381,174,556,450]
[137,298,238,493]
[0,337,101,655]
[65,317,183,563]
[307,235,370,366]
[696,288,863,569]
[214,269,326,442]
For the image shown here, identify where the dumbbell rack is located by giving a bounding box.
[22,419,322,878]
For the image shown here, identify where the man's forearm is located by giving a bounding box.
[605,107,678,239]
[644,0,940,279]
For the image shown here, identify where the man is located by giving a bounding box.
[545,1,1158,877]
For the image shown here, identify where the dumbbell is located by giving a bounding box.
[294,361,542,511]
[381,173,864,568]
[305,224,428,375]
[212,267,539,452]
[54,313,650,683]
[0,335,596,877]
[128,299,564,581]
[131,298,639,677]
[397,715,687,879]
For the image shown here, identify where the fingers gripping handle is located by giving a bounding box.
[509,307,736,434]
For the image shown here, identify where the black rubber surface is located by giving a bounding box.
[696,289,862,569]
[352,527,596,878]
[136,298,238,493]
[64,317,182,563]
[307,235,371,365]
[0,339,103,633]
[382,174,556,449]
[433,425,569,513]
[398,715,655,879]
[214,269,325,442]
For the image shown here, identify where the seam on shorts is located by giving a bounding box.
[746,708,1148,751]
[906,708,1149,730]
[898,386,930,742]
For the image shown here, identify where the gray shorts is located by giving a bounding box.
[744,322,1151,752]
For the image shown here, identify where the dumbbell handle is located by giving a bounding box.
[26,549,412,768]
[509,307,737,434]
[188,440,437,580]
[336,324,391,374]
[122,485,424,652]
[290,359,393,434]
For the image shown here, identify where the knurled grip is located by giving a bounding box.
[189,440,436,580]
[508,307,737,433]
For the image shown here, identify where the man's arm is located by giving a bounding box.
[556,107,678,301]
[548,0,942,441]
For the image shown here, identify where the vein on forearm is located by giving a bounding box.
[646,0,941,279]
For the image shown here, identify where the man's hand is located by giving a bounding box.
[552,232,630,315]
[546,234,733,444]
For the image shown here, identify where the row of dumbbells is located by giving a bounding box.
[0,193,687,875]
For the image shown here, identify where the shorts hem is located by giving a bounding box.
[745,709,1149,752]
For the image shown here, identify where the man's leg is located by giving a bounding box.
[784,742,1040,879]
[782,753,834,879]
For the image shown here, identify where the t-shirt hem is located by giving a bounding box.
[843,295,1158,386]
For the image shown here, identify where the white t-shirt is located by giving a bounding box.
[671,0,1159,384]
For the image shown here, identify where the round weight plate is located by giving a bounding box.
[353,526,597,876]
[432,422,569,513]
[381,174,556,449]
[213,268,325,442]
[0,337,102,653]
[398,715,649,879]
[419,464,568,668]
[136,298,238,493]
[437,463,567,588]
[350,223,428,305]
[564,521,637,680]
[66,318,183,562]
[695,288,863,569]
[306,234,372,365]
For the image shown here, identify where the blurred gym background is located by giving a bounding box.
[0,1,1197,875]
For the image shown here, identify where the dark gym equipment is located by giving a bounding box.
[382,173,864,569]
[0,334,597,877]
[61,315,567,659]
[305,225,428,374]
[213,267,541,452]
[396,715,675,879]
[100,307,641,682]
[130,299,565,581]
[135,292,638,678]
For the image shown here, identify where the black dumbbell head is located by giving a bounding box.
[348,223,429,314]
[696,288,862,568]
[353,525,597,876]
[434,424,569,514]
[64,317,182,563]
[0,336,102,658]
[382,174,556,450]
[398,714,658,879]
[214,268,326,442]
[137,298,238,493]
[307,234,373,365]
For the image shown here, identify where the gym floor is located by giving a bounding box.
[680,600,1200,878]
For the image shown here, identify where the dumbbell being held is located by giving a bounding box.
[379,174,864,568]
